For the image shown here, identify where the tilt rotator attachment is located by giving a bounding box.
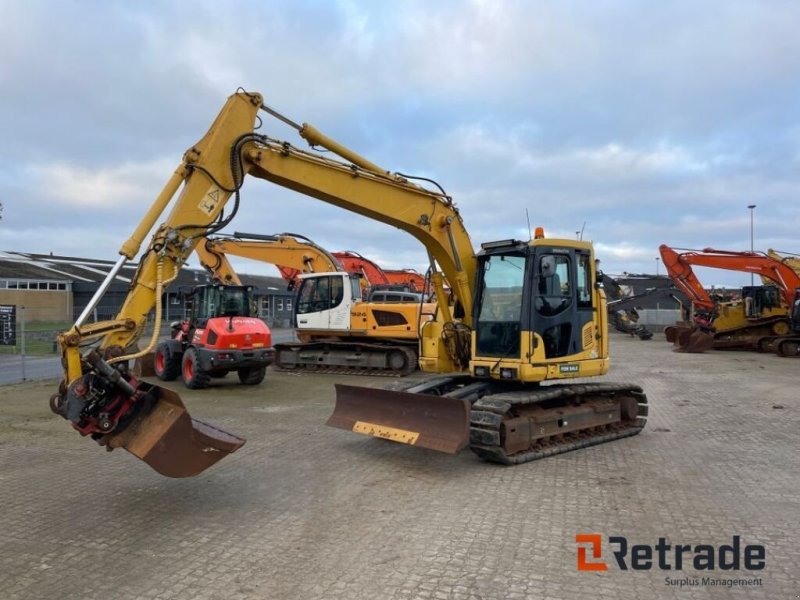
[51,350,245,477]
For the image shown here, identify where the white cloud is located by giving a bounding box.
[27,158,176,209]
[1,0,799,293]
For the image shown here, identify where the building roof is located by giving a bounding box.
[0,251,291,294]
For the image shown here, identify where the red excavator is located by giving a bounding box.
[659,245,800,354]
[384,268,429,293]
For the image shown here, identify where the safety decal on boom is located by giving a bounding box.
[198,186,222,216]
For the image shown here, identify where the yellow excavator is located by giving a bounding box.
[767,249,800,277]
[197,231,343,287]
[50,90,647,476]
[195,233,433,375]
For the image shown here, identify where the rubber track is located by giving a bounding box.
[775,337,800,357]
[273,343,417,377]
[468,382,648,465]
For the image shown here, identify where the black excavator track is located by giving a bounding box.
[468,382,648,465]
[274,342,418,377]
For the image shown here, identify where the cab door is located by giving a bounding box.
[295,274,352,331]
[531,248,593,358]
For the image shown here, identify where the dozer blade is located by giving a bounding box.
[103,385,245,477]
[675,328,715,353]
[328,384,470,454]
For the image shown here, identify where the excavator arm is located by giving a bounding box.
[333,251,391,286]
[196,232,343,287]
[767,249,800,278]
[659,245,800,308]
[658,245,717,311]
[52,90,477,476]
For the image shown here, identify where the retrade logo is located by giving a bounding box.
[575,534,766,572]
[576,534,608,571]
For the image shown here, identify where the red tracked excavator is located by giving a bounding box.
[51,90,648,477]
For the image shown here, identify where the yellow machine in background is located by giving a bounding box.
[196,232,342,286]
[196,233,433,375]
[767,249,800,277]
[50,90,647,476]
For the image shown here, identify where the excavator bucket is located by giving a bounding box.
[102,384,245,477]
[327,384,470,454]
[133,351,156,377]
[664,326,678,343]
[674,328,715,353]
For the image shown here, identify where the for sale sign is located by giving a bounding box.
[0,304,16,346]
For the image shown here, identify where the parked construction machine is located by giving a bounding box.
[152,283,273,388]
[383,268,429,293]
[50,90,648,477]
[197,231,343,289]
[659,245,800,354]
[196,233,431,375]
[767,249,800,277]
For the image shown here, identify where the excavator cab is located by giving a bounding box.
[294,273,360,331]
[185,284,256,322]
[741,285,780,318]
[472,239,602,374]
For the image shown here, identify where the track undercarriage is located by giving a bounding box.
[666,318,797,356]
[330,377,648,465]
[274,340,418,376]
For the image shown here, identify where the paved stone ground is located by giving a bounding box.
[0,335,796,599]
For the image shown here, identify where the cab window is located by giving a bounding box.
[535,254,571,316]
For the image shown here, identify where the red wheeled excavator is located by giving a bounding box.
[659,245,800,354]
[50,90,649,477]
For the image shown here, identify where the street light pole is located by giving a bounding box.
[747,204,756,285]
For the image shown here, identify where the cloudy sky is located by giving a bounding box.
[1,0,799,287]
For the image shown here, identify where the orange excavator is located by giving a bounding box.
[50,90,648,478]
[384,268,430,293]
[332,251,391,288]
[659,245,800,354]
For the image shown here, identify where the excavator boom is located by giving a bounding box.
[196,231,343,288]
[53,90,477,476]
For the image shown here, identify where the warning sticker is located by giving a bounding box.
[198,186,222,216]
